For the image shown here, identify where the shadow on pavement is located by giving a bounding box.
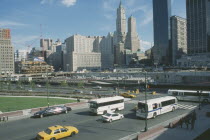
[124,112,138,120]
[75,111,95,116]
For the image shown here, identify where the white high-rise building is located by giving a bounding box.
[14,50,29,62]
[64,34,101,71]
[171,16,187,65]
[0,29,14,75]
[100,33,114,69]
[125,16,141,53]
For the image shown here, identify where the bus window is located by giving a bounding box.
[138,103,148,113]
[152,103,158,109]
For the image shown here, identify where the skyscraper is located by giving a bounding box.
[171,16,187,65]
[125,16,141,53]
[114,1,127,66]
[153,0,171,65]
[116,1,126,43]
[186,0,210,54]
[0,29,14,75]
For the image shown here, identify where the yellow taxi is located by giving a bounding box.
[120,92,136,98]
[36,125,79,140]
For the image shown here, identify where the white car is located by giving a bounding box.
[101,113,124,122]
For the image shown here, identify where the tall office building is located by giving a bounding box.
[125,16,141,53]
[171,16,187,65]
[116,1,126,43]
[186,0,210,54]
[64,34,101,71]
[40,38,53,51]
[14,50,29,62]
[153,0,171,65]
[0,29,14,75]
[114,1,127,66]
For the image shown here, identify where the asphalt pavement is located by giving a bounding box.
[0,97,198,140]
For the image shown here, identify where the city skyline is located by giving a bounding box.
[0,0,185,52]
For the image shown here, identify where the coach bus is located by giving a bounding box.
[136,96,178,119]
[168,89,210,103]
[89,96,124,115]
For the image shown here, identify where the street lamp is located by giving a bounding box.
[198,90,201,110]
[144,71,148,132]
[46,68,49,108]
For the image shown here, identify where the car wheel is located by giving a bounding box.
[109,119,112,123]
[50,137,56,140]
[202,99,209,104]
[40,114,43,118]
[70,132,76,137]
[65,110,68,114]
[153,113,157,119]
[103,111,107,115]
[172,107,175,112]
[120,116,123,119]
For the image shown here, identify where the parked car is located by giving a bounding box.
[37,84,42,88]
[101,112,124,122]
[36,125,78,140]
[73,90,83,94]
[33,106,71,118]
[120,92,136,98]
[92,86,102,89]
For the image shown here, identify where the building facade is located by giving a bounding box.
[171,16,187,65]
[14,50,29,62]
[64,34,101,72]
[125,16,141,53]
[153,0,171,65]
[0,29,14,75]
[186,0,210,55]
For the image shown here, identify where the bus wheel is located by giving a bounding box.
[115,108,119,112]
[153,113,157,119]
[103,111,107,114]
[109,119,112,123]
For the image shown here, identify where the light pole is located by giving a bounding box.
[198,90,201,110]
[46,68,49,108]
[144,71,148,132]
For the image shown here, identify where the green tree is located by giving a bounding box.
[7,80,11,90]
[77,81,84,88]
[61,80,68,87]
[17,80,22,89]
[30,81,35,90]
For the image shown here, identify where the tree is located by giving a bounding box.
[61,80,68,87]
[77,81,84,88]
[30,81,35,90]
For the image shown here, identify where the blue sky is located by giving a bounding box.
[0,0,186,52]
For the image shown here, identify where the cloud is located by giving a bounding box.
[140,40,153,52]
[12,35,40,50]
[140,9,153,26]
[61,0,77,7]
[40,0,77,7]
[0,21,27,27]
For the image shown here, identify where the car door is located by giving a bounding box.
[60,128,69,138]
[53,129,61,139]
[112,113,119,120]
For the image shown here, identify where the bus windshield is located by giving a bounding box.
[89,102,98,109]
[138,103,148,113]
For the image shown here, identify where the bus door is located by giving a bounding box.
[179,92,184,100]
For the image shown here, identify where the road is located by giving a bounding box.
[0,97,199,140]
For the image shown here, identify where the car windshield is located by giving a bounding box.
[44,128,52,135]
[104,113,112,117]
[89,102,98,108]
[138,103,148,113]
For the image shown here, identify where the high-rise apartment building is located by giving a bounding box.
[14,50,29,62]
[0,29,14,75]
[171,16,187,65]
[153,0,171,65]
[64,34,101,71]
[125,16,141,53]
[186,0,210,54]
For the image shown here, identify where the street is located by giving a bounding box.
[0,97,199,140]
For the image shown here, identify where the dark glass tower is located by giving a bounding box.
[153,0,171,65]
[186,0,210,55]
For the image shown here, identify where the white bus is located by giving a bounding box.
[168,89,210,103]
[136,96,178,119]
[89,96,124,115]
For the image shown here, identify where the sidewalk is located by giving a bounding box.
[141,104,210,140]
